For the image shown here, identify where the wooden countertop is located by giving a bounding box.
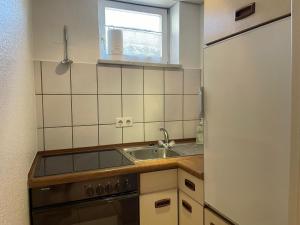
[28,141,204,189]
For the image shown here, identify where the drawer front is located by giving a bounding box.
[204,208,230,225]
[140,189,178,225]
[140,169,177,194]
[204,0,291,44]
[179,191,203,225]
[178,169,203,204]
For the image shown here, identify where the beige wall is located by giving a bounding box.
[0,0,37,225]
[289,1,300,225]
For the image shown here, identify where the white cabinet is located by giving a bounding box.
[205,209,230,225]
[179,191,203,225]
[140,189,178,225]
[204,0,291,44]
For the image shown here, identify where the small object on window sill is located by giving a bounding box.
[97,59,182,69]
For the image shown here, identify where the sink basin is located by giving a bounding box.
[122,146,180,161]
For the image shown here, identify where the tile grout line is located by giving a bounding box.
[182,68,185,138]
[96,65,100,146]
[142,66,146,142]
[40,61,46,151]
[121,65,124,144]
[163,68,166,129]
[69,64,74,149]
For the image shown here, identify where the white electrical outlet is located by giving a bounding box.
[115,117,124,128]
[115,117,133,127]
[123,117,133,127]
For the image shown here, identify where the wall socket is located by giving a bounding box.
[115,117,133,128]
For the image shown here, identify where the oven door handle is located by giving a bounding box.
[101,192,139,203]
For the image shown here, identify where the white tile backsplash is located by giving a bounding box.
[145,122,165,142]
[184,69,201,94]
[42,61,71,94]
[72,95,98,125]
[122,95,143,122]
[165,121,183,139]
[99,124,122,145]
[35,61,200,149]
[44,127,72,150]
[123,123,144,143]
[73,126,98,148]
[98,95,121,124]
[98,65,121,94]
[71,63,97,94]
[144,68,164,94]
[165,69,183,94]
[184,95,201,120]
[122,67,143,94]
[165,95,183,121]
[43,95,72,127]
[144,95,164,122]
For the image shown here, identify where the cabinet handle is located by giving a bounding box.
[155,198,171,208]
[235,2,256,21]
[185,179,195,191]
[182,200,192,213]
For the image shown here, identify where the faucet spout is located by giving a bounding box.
[160,128,169,145]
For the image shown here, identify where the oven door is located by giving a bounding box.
[31,193,139,225]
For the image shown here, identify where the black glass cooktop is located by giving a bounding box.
[34,149,133,177]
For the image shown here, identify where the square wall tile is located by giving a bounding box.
[99,124,122,145]
[165,69,183,94]
[36,95,43,128]
[71,63,97,94]
[144,95,164,122]
[73,126,98,148]
[123,123,144,143]
[122,67,143,94]
[184,95,201,120]
[122,95,143,122]
[98,65,121,94]
[42,61,70,94]
[72,95,98,126]
[165,95,183,121]
[34,61,42,94]
[184,120,199,138]
[37,129,44,151]
[184,69,201,94]
[43,95,72,127]
[165,121,183,140]
[98,95,121,124]
[44,127,72,150]
[144,68,164,94]
[145,122,164,142]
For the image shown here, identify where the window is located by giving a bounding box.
[99,0,168,63]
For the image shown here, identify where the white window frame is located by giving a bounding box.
[99,0,168,63]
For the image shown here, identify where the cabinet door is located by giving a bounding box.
[179,191,203,225]
[204,209,230,225]
[204,0,290,44]
[140,189,178,225]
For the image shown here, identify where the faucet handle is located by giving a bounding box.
[168,140,176,147]
[158,140,164,146]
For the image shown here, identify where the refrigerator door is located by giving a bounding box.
[204,18,291,225]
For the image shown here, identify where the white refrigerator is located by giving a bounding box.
[204,17,292,225]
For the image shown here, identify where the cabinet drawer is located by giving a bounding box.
[140,189,178,225]
[140,169,177,194]
[178,169,203,204]
[179,191,203,225]
[204,208,231,225]
[204,0,290,44]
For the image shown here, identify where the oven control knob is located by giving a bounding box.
[105,183,113,193]
[86,185,94,197]
[96,184,104,195]
[123,179,130,189]
[115,182,120,191]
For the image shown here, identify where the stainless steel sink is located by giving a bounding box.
[122,146,180,161]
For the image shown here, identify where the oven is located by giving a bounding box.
[30,174,139,225]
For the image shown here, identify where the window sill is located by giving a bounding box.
[97,59,182,69]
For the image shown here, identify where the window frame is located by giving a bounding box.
[99,0,168,63]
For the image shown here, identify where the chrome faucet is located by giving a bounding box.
[158,128,175,149]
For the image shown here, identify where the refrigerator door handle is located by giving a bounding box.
[200,87,204,118]
[235,2,256,21]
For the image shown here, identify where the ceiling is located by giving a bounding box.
[118,0,203,8]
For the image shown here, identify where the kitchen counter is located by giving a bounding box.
[28,140,204,188]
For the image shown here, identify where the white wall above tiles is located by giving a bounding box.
[35,61,201,150]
